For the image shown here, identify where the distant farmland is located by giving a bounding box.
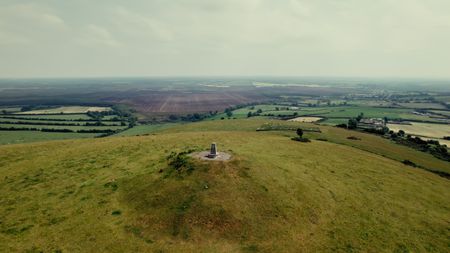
[16,106,111,114]
[108,91,266,114]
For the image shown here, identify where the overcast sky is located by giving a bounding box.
[0,0,449,78]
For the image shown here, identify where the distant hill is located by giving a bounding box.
[0,119,449,252]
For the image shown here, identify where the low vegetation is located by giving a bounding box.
[0,119,448,252]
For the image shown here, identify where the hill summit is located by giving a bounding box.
[0,120,449,252]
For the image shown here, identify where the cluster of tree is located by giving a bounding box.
[247,108,263,118]
[86,110,115,120]
[388,130,449,161]
[180,113,207,122]
[168,111,218,122]
[77,129,115,133]
[85,105,137,128]
[225,108,233,117]
[0,126,40,131]
[0,126,75,132]
[41,128,74,133]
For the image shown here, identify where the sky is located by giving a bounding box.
[0,0,449,78]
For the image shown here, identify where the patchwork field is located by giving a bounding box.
[3,114,93,120]
[17,106,111,114]
[0,107,130,145]
[0,119,448,252]
[388,122,450,146]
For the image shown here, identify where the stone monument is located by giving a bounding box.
[207,143,217,158]
[190,142,231,161]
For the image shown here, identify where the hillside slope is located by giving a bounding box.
[0,120,449,252]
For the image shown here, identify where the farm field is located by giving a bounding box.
[430,110,450,117]
[397,102,447,109]
[388,122,450,146]
[114,123,179,137]
[319,118,348,125]
[0,117,121,125]
[218,103,449,124]
[0,123,125,131]
[16,106,111,114]
[109,91,265,115]
[0,131,97,145]
[288,116,323,122]
[0,118,448,252]
[0,107,21,113]
[0,107,132,145]
[2,114,93,120]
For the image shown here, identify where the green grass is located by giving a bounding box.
[319,118,348,125]
[0,107,22,113]
[0,123,125,131]
[0,117,121,126]
[162,119,450,175]
[214,104,446,123]
[0,119,449,252]
[0,131,97,145]
[398,102,447,109]
[114,123,179,136]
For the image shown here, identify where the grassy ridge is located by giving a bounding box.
[160,119,450,174]
[0,119,449,252]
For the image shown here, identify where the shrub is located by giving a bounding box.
[166,152,195,173]
[402,160,417,167]
[291,137,311,142]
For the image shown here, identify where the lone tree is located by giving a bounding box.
[348,118,358,129]
[296,128,304,138]
[356,112,364,122]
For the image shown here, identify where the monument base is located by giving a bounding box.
[190,151,231,161]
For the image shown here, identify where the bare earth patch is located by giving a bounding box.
[190,151,232,161]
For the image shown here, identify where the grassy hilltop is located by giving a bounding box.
[0,119,449,252]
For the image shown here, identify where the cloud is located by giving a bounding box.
[77,24,121,47]
[112,6,174,42]
[0,0,449,78]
